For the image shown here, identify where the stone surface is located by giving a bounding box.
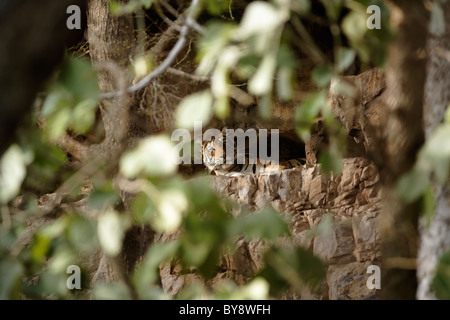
[352,209,381,262]
[327,262,378,300]
[209,157,382,300]
[313,220,356,264]
[157,157,382,299]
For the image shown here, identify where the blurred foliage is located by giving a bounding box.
[432,251,450,300]
[5,0,441,301]
[40,56,100,141]
[397,107,450,225]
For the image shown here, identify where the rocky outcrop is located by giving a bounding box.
[160,157,382,299]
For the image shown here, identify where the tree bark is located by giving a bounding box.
[86,0,141,285]
[417,0,450,300]
[379,1,429,299]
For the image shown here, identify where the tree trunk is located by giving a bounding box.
[417,0,450,300]
[378,1,429,299]
[86,0,150,286]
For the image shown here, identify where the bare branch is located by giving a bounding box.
[100,0,202,100]
[149,16,184,57]
[159,0,205,34]
[56,134,89,163]
[291,15,328,65]
[166,67,256,107]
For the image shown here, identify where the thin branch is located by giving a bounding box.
[166,67,208,81]
[149,16,183,57]
[100,0,202,100]
[384,257,417,270]
[166,67,256,107]
[153,1,182,31]
[159,0,205,34]
[291,15,328,65]
[159,0,180,18]
[228,0,235,20]
[56,134,89,162]
[434,47,450,62]
[111,256,140,300]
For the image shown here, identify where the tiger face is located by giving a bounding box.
[202,135,234,174]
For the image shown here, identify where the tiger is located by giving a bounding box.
[202,132,306,176]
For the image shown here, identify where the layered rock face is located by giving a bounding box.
[161,157,382,299]
[160,68,386,299]
[215,158,381,299]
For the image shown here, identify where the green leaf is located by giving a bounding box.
[197,22,236,76]
[312,65,333,87]
[36,270,69,297]
[87,183,120,210]
[206,0,231,15]
[248,53,277,96]
[180,200,229,277]
[336,47,356,72]
[229,277,269,300]
[235,55,260,79]
[60,57,99,102]
[17,124,68,194]
[0,259,23,299]
[110,0,154,15]
[181,239,212,267]
[422,126,450,159]
[131,192,155,224]
[277,45,297,69]
[330,77,358,98]
[319,148,342,176]
[71,99,98,134]
[307,213,333,239]
[430,2,445,36]
[48,246,76,274]
[396,169,429,203]
[41,90,72,118]
[0,144,33,204]
[421,125,450,184]
[109,1,122,15]
[186,176,220,209]
[175,91,213,130]
[321,0,343,21]
[228,207,289,240]
[31,233,52,263]
[133,55,155,79]
[291,0,311,16]
[120,135,177,178]
[133,241,179,291]
[421,185,436,228]
[277,67,293,101]
[342,11,367,42]
[67,215,98,253]
[97,211,129,257]
[295,90,327,141]
[40,217,69,238]
[237,2,286,39]
[258,94,272,120]
[431,252,450,300]
[153,189,188,233]
[444,105,450,124]
[93,282,131,300]
[46,107,72,140]
[258,246,326,295]
[214,96,230,119]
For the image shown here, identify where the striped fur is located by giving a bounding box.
[202,136,305,176]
